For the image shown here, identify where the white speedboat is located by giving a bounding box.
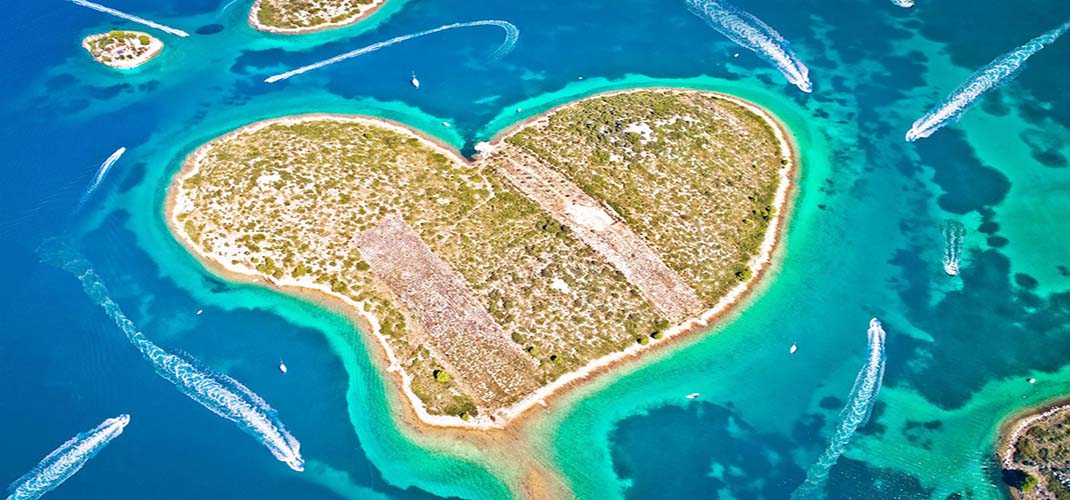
[943,261,959,276]
[279,362,288,374]
[686,393,700,400]
[789,342,798,354]
[410,72,420,89]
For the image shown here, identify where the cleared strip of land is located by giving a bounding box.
[496,155,704,323]
[355,216,538,407]
[168,89,792,427]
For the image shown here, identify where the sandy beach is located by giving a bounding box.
[248,0,388,35]
[164,88,799,498]
[997,397,1070,467]
[82,32,163,70]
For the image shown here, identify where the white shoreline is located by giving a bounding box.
[167,89,797,430]
[1000,402,1070,467]
[478,88,796,427]
[248,0,388,35]
[82,32,163,70]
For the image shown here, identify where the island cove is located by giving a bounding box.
[165,89,797,429]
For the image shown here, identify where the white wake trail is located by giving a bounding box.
[791,318,887,500]
[906,20,1070,141]
[6,415,129,500]
[265,20,520,83]
[684,0,811,93]
[73,147,125,214]
[68,0,190,37]
[890,0,914,8]
[218,0,240,16]
[942,220,965,276]
[39,241,304,472]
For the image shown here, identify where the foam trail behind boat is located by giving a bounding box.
[890,0,914,8]
[68,0,190,37]
[942,220,965,276]
[217,0,240,17]
[265,20,519,83]
[6,415,129,500]
[73,147,125,214]
[906,20,1070,141]
[684,0,811,93]
[38,241,304,472]
[791,318,887,500]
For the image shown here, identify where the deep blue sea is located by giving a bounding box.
[2,0,1069,499]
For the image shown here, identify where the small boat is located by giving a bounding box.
[196,309,203,315]
[442,122,451,128]
[1027,377,1036,384]
[686,393,700,400]
[410,72,420,89]
[943,261,959,277]
[789,342,798,354]
[515,107,522,113]
[279,362,288,374]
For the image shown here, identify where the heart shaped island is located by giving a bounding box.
[167,88,795,428]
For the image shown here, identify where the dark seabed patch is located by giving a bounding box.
[827,458,932,500]
[118,162,146,194]
[197,24,225,35]
[610,402,805,500]
[913,130,1010,214]
[890,243,1070,407]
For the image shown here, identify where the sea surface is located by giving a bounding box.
[2,0,1069,499]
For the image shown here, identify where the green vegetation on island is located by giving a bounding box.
[501,90,785,304]
[1003,406,1070,500]
[82,30,162,69]
[170,89,790,423]
[251,0,385,33]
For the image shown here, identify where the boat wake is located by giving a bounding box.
[38,241,304,472]
[890,0,914,8]
[791,318,887,500]
[684,0,811,93]
[906,20,1070,141]
[7,415,129,500]
[73,147,125,214]
[265,20,520,83]
[217,0,240,17]
[942,220,965,277]
[68,0,189,37]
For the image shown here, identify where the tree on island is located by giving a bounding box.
[1002,468,1038,493]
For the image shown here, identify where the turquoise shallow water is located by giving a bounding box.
[1,0,1069,499]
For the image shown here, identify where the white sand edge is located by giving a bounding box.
[82,32,163,70]
[168,88,797,430]
[248,0,388,35]
[1000,402,1070,467]
[479,89,797,427]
